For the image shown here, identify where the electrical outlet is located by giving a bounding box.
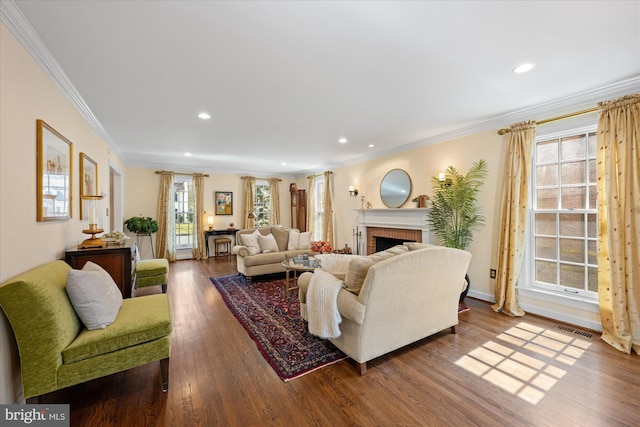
[490,269,497,279]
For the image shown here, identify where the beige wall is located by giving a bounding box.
[328,130,506,298]
[0,23,127,403]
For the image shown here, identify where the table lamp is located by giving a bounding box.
[79,195,105,248]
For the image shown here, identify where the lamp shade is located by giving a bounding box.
[81,195,103,228]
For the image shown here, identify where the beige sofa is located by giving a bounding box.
[232,226,315,280]
[298,244,471,374]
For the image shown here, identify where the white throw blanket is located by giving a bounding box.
[307,269,343,339]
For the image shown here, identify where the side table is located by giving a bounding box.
[281,257,319,294]
[64,240,136,298]
[205,229,239,258]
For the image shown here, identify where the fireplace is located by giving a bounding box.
[355,209,431,255]
[367,227,422,254]
[375,236,416,252]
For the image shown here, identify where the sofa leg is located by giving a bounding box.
[161,284,167,293]
[160,357,170,392]
[356,361,367,375]
[26,396,41,404]
[451,324,459,334]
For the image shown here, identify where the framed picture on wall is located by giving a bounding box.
[79,152,98,219]
[37,119,72,221]
[215,191,233,215]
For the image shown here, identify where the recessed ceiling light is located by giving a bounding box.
[513,63,535,74]
[369,144,374,148]
[338,137,348,144]
[281,162,287,166]
[198,112,211,119]
[184,152,192,157]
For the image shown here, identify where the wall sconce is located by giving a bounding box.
[207,215,214,230]
[439,172,452,186]
[348,186,359,197]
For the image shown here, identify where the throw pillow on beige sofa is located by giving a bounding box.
[344,245,409,294]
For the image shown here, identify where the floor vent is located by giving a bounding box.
[556,325,594,339]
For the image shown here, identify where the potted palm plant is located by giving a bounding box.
[426,159,488,303]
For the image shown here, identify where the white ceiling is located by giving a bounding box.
[7,0,640,175]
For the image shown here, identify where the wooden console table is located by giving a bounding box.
[65,240,136,298]
[204,229,239,258]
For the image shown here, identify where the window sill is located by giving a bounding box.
[517,287,598,312]
[176,248,193,260]
[516,286,602,332]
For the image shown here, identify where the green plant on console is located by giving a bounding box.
[427,160,488,250]
[124,215,159,235]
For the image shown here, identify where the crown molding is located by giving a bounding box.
[296,75,640,177]
[1,0,123,160]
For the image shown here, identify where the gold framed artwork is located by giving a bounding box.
[215,191,233,215]
[79,152,98,219]
[37,119,72,221]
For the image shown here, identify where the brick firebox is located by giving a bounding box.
[366,227,422,255]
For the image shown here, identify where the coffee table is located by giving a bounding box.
[281,257,319,294]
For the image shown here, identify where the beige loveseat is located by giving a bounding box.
[298,244,471,374]
[232,226,315,280]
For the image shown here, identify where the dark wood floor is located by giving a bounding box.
[44,256,639,426]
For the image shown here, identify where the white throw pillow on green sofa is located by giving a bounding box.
[65,261,122,330]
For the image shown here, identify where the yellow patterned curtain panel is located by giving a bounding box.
[242,176,255,229]
[492,120,537,317]
[156,172,176,261]
[192,174,206,260]
[597,94,640,355]
[269,178,280,225]
[322,171,334,246]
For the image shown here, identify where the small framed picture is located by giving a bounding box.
[215,191,233,215]
[79,152,98,219]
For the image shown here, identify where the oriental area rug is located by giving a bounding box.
[210,274,347,381]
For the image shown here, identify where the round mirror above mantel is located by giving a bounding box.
[380,169,412,208]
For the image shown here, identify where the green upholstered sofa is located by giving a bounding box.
[0,260,172,402]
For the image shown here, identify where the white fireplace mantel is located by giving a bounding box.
[356,208,430,230]
[354,208,431,254]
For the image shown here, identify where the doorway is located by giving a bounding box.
[109,164,123,231]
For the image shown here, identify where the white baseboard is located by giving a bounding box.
[517,303,603,332]
[467,289,495,303]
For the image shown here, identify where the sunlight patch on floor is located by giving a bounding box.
[455,322,591,405]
